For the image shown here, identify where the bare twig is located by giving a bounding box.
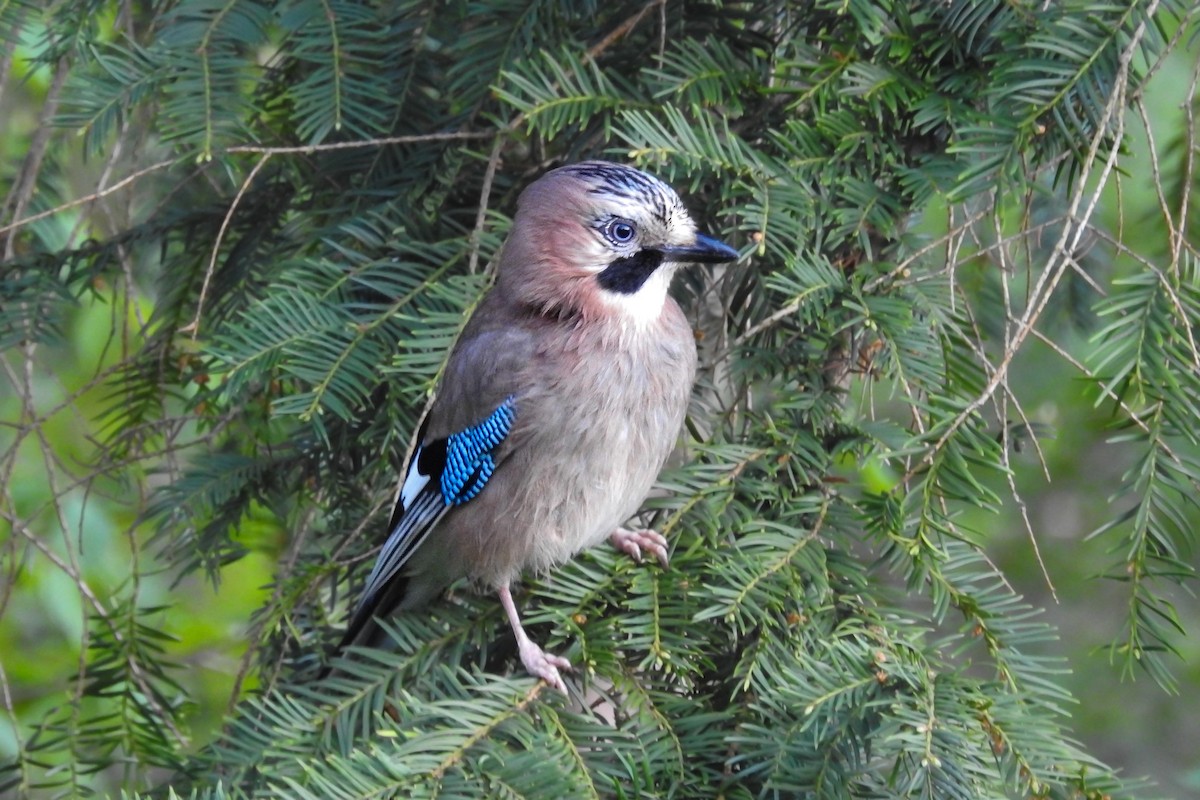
[0,131,493,243]
[3,512,189,747]
[911,5,1156,480]
[586,0,665,61]
[467,138,505,275]
[181,152,272,338]
[1174,56,1200,266]
[0,158,179,240]
[1,57,70,259]
[0,20,21,114]
[223,129,492,156]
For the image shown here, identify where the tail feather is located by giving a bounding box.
[319,572,411,679]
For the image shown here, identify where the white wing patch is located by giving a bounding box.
[356,445,445,612]
[398,443,431,509]
[352,397,517,617]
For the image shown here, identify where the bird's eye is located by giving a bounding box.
[605,220,637,245]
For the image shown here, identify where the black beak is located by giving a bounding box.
[658,233,739,264]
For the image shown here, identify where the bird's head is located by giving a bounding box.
[498,161,738,325]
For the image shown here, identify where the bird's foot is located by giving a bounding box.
[517,638,572,695]
[610,527,669,568]
[498,583,572,695]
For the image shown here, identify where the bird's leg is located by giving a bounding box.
[609,526,670,568]
[498,584,571,695]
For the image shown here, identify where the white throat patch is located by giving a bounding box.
[598,265,675,326]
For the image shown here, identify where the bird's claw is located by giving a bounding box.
[610,527,670,568]
[518,639,572,695]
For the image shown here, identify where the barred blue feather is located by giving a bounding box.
[327,160,737,691]
[442,398,516,505]
[335,396,517,649]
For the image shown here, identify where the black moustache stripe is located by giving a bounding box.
[596,249,664,295]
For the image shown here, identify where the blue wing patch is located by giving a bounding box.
[351,395,518,618]
[441,396,516,505]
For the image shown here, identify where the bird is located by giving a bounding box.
[331,161,739,693]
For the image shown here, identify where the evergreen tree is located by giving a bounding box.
[1,1,1197,797]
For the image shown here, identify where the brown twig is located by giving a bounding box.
[467,138,505,275]
[223,129,492,156]
[586,0,665,61]
[181,152,272,338]
[1,57,70,259]
[908,4,1154,482]
[0,131,494,244]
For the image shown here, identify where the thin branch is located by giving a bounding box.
[1174,55,1200,267]
[429,682,545,781]
[228,502,319,710]
[467,137,504,275]
[911,5,1155,479]
[3,512,189,747]
[0,158,179,239]
[181,152,272,338]
[0,18,21,115]
[0,131,493,242]
[1,56,70,259]
[585,0,665,61]
[1135,96,1180,262]
[223,129,492,155]
[1029,325,1200,496]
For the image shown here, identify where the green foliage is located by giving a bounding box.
[2,1,1198,798]
[1087,257,1200,692]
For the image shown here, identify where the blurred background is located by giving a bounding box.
[1,7,1197,798]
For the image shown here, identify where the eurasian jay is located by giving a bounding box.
[333,161,738,693]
